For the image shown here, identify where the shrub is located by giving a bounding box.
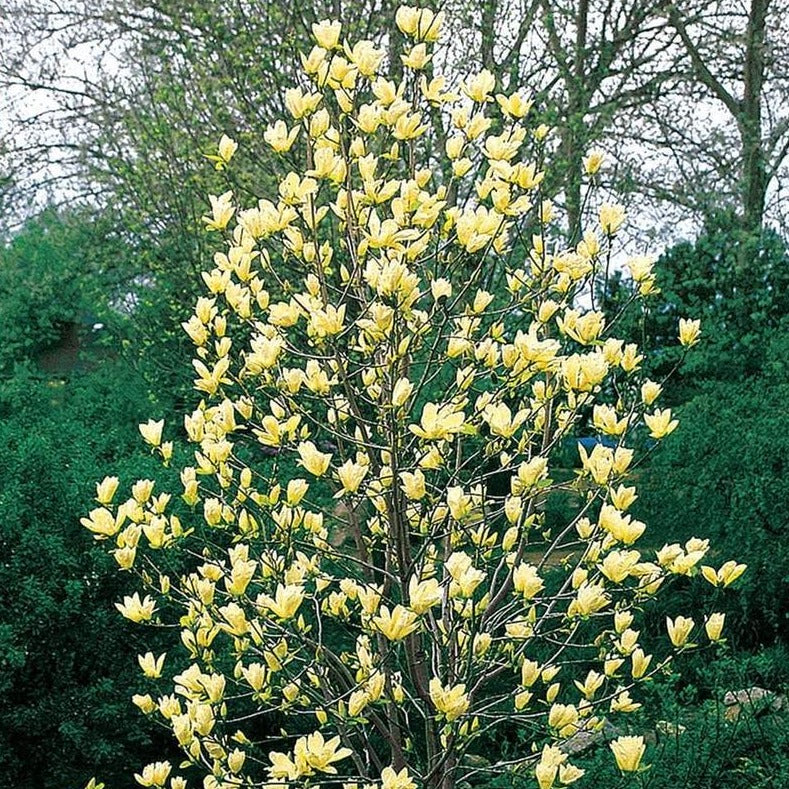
[635,348,789,647]
[0,365,181,788]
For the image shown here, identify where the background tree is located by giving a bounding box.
[626,0,789,235]
[0,210,182,788]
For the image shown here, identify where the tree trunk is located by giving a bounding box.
[739,0,769,234]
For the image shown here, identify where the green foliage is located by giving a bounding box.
[0,208,132,374]
[634,339,789,646]
[0,365,177,788]
[647,214,789,389]
[576,650,789,789]
[472,648,789,789]
[575,695,789,789]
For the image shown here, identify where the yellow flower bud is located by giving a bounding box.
[666,615,695,648]
[599,203,625,235]
[610,735,645,772]
[678,318,702,347]
[705,612,725,641]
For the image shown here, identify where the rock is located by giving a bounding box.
[561,719,621,755]
[722,686,786,721]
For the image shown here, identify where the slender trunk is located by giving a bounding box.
[425,752,456,789]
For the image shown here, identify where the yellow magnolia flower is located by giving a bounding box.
[381,765,417,789]
[701,560,747,587]
[559,763,585,785]
[568,582,609,617]
[137,651,166,679]
[116,592,156,623]
[393,110,428,140]
[614,610,634,633]
[620,342,643,372]
[409,402,465,441]
[420,74,454,104]
[611,484,637,511]
[81,506,120,539]
[133,761,171,787]
[297,730,352,774]
[228,748,246,773]
[600,550,640,583]
[400,470,427,500]
[395,5,443,41]
[346,40,384,77]
[483,402,528,438]
[535,744,567,789]
[610,689,641,713]
[429,677,470,721]
[599,202,625,235]
[372,604,420,641]
[641,380,662,406]
[336,458,369,495]
[225,557,257,596]
[598,504,645,545]
[259,584,305,620]
[217,134,238,164]
[301,45,327,76]
[205,134,238,170]
[548,702,579,736]
[264,120,300,153]
[446,551,485,597]
[630,648,652,679]
[132,694,156,715]
[644,408,679,439]
[574,669,604,700]
[626,254,654,283]
[96,477,118,504]
[496,92,532,118]
[562,351,609,392]
[615,627,640,655]
[452,157,473,177]
[521,659,541,687]
[297,441,332,477]
[408,576,442,614]
[610,735,646,772]
[312,19,341,49]
[462,69,496,103]
[678,317,702,347]
[401,43,431,70]
[705,612,725,641]
[139,418,164,447]
[202,191,235,231]
[391,377,414,408]
[284,87,322,119]
[593,404,628,436]
[583,148,605,174]
[559,308,605,345]
[604,657,625,677]
[513,563,544,600]
[666,615,694,648]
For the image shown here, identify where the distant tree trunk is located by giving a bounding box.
[668,0,777,236]
[739,0,769,235]
[564,0,589,241]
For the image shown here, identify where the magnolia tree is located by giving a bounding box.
[82,6,745,789]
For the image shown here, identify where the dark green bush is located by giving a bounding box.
[0,365,178,788]
[633,339,789,646]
